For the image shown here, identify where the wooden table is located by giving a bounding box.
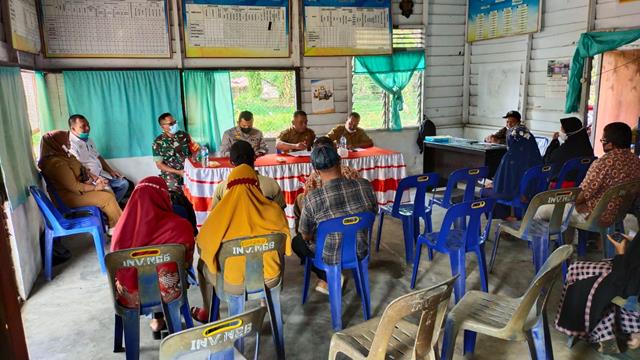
[422,140,507,181]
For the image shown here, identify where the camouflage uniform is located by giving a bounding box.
[152,130,197,193]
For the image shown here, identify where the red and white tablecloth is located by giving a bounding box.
[183,147,407,228]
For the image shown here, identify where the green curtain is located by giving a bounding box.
[183,70,235,151]
[565,29,640,113]
[63,70,184,158]
[0,67,39,209]
[354,50,425,130]
[35,72,65,133]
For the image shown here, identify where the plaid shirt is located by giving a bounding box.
[299,177,378,264]
[303,165,360,195]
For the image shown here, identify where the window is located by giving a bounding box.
[20,70,41,156]
[230,70,297,137]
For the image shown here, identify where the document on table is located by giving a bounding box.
[288,150,312,157]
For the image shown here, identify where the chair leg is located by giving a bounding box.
[489,226,502,273]
[351,265,370,321]
[180,301,194,329]
[530,312,554,360]
[375,211,385,252]
[209,288,220,322]
[410,241,424,289]
[359,260,371,320]
[113,314,124,353]
[531,236,548,274]
[440,317,460,360]
[449,251,466,303]
[163,301,184,333]
[577,230,587,257]
[476,245,489,293]
[463,331,477,355]
[91,228,107,273]
[265,286,285,360]
[301,258,312,305]
[326,267,343,331]
[227,295,246,353]
[525,330,540,360]
[44,230,54,281]
[402,217,414,264]
[122,309,140,360]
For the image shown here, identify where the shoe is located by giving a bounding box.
[314,275,345,295]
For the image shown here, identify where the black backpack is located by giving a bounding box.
[416,115,436,153]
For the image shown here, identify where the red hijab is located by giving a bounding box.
[111,176,194,262]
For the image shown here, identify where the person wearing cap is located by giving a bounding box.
[220,111,268,157]
[210,140,285,210]
[294,143,377,294]
[276,110,316,152]
[543,116,594,181]
[490,110,542,201]
[326,112,374,149]
[484,110,522,144]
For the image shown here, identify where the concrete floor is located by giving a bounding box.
[21,207,639,360]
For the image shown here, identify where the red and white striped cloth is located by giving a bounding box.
[183,147,407,228]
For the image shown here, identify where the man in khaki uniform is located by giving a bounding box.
[210,140,285,210]
[326,112,374,149]
[276,110,316,152]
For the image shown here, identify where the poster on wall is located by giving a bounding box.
[311,79,335,114]
[467,0,541,43]
[41,0,171,58]
[183,0,289,58]
[303,0,392,56]
[8,0,41,54]
[545,60,570,99]
[478,62,521,119]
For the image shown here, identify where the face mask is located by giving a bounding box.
[558,132,568,143]
[241,127,252,134]
[168,123,179,134]
[78,132,89,141]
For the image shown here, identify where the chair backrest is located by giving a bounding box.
[365,276,457,360]
[391,173,440,219]
[159,307,267,360]
[440,167,488,207]
[507,245,573,331]
[582,179,640,229]
[517,188,581,237]
[554,157,595,189]
[315,212,376,266]
[535,137,549,155]
[436,199,496,249]
[216,233,287,296]
[40,172,71,213]
[105,244,189,315]
[29,186,66,232]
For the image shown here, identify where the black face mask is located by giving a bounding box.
[241,127,252,134]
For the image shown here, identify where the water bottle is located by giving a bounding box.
[339,135,347,150]
[200,145,209,167]
[338,135,348,157]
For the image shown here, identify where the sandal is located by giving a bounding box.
[190,306,209,323]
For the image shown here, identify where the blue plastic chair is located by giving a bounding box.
[411,199,496,303]
[375,173,439,264]
[535,136,549,155]
[431,167,488,211]
[159,307,267,360]
[552,156,595,189]
[301,212,376,331]
[496,164,552,219]
[41,173,106,230]
[207,233,287,359]
[29,186,107,280]
[106,244,194,360]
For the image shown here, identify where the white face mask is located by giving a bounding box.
[559,132,568,143]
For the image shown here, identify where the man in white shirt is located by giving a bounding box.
[67,114,131,202]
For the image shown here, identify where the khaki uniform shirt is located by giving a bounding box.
[210,172,285,210]
[220,127,268,156]
[326,125,373,147]
[277,127,316,150]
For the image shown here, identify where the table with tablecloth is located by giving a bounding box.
[183,147,407,228]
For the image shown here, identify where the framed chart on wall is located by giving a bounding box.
[40,0,171,58]
[182,0,290,58]
[467,0,541,43]
[303,0,392,56]
[7,0,41,54]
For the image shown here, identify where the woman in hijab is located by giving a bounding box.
[38,130,122,229]
[492,115,543,200]
[191,164,291,322]
[111,176,195,336]
[543,116,594,182]
[555,233,640,352]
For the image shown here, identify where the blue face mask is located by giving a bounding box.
[78,132,89,141]
[169,123,179,135]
